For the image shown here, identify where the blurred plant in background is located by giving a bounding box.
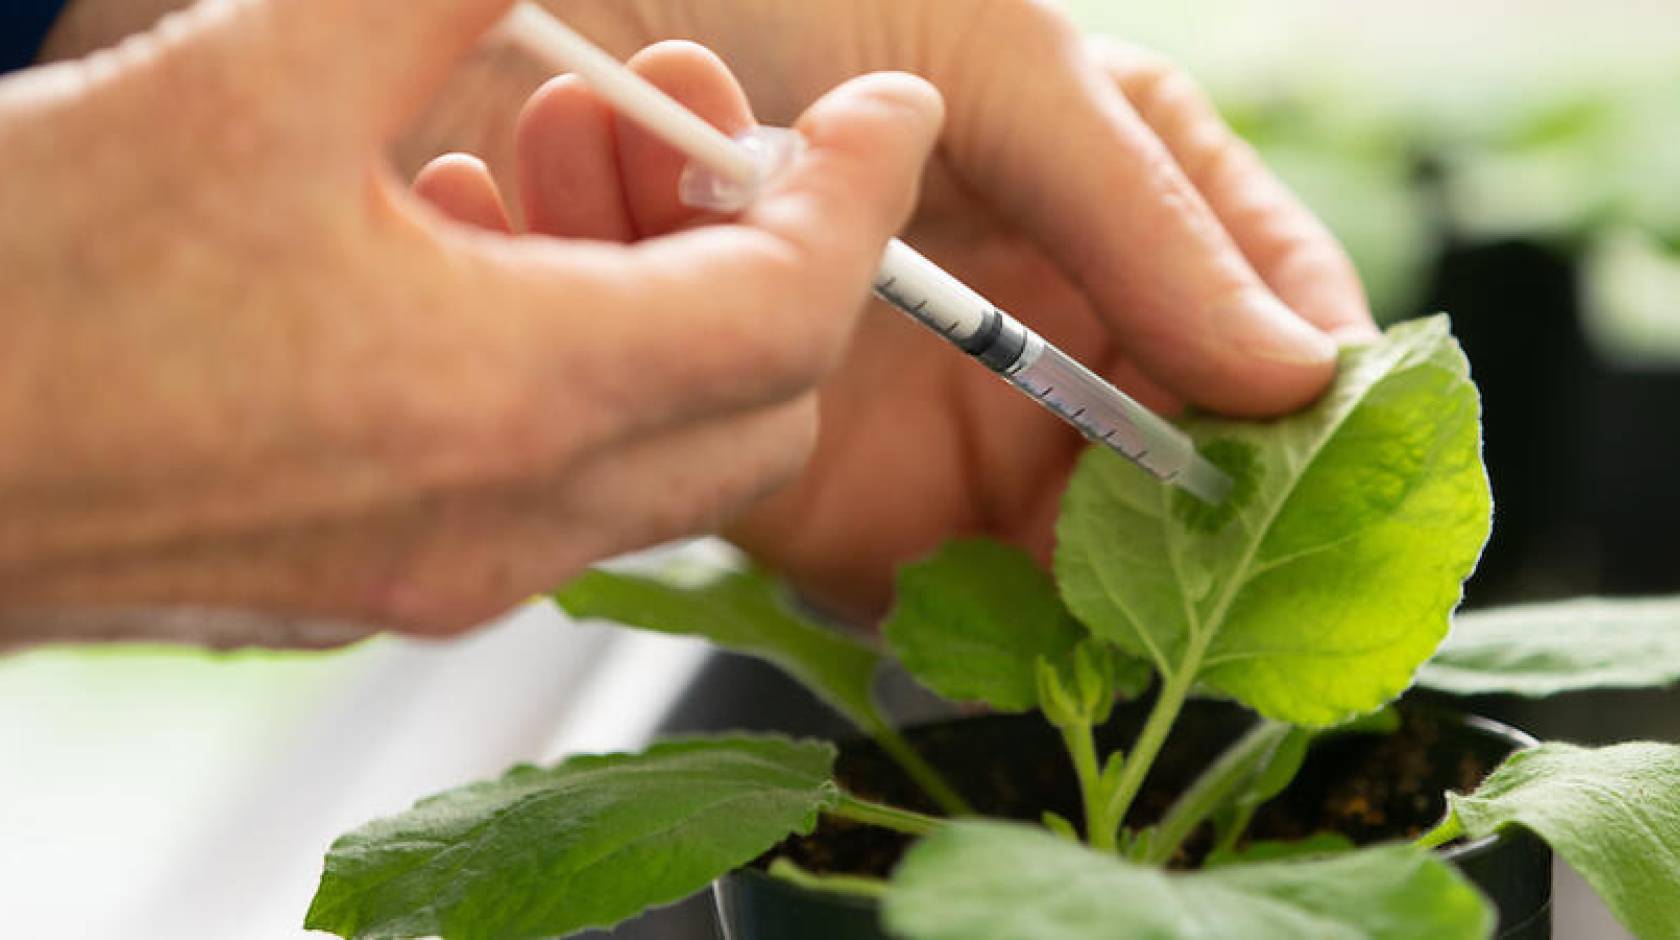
[1071,0,1680,334]
[1070,0,1680,611]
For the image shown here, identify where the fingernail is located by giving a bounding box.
[1217,291,1338,366]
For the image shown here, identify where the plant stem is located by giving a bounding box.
[1059,720,1113,850]
[767,858,889,899]
[1145,720,1292,864]
[867,720,974,816]
[830,793,945,837]
[1207,803,1255,859]
[1100,665,1196,844]
[1413,815,1465,851]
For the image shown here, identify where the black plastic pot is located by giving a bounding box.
[1427,236,1680,608]
[713,700,1550,939]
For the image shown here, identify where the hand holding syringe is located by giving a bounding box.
[492,3,1233,504]
[0,0,1380,638]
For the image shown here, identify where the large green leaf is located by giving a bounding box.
[883,539,1149,712]
[554,566,881,727]
[1056,316,1491,725]
[1419,596,1680,696]
[883,821,1491,940]
[1443,741,1680,939]
[1205,833,1356,868]
[305,736,839,940]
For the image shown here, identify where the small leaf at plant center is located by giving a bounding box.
[884,539,1148,712]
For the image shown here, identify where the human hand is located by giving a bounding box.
[0,0,941,641]
[413,1,1373,619]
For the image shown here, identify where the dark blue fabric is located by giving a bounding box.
[2,0,71,73]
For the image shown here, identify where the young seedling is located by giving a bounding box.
[305,317,1680,940]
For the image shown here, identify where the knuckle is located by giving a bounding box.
[1261,228,1362,296]
[1182,132,1259,198]
[1127,56,1214,138]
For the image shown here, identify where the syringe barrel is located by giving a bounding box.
[1008,343,1193,478]
[874,240,995,345]
[872,239,1231,505]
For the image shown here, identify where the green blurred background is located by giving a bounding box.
[1075,0,1680,333]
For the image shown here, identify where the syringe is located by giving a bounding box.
[492,3,1232,505]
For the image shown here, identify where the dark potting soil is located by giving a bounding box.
[761,702,1494,877]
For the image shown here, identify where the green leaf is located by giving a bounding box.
[1205,833,1357,867]
[1056,316,1491,726]
[882,821,1491,940]
[1210,713,1397,855]
[305,736,839,940]
[1419,596,1680,697]
[557,565,974,816]
[883,539,1148,712]
[1206,726,1313,847]
[1242,727,1314,806]
[1443,741,1680,939]
[554,566,882,727]
[1337,704,1404,736]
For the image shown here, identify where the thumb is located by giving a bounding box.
[279,0,516,139]
[484,72,946,440]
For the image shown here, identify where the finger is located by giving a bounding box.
[515,75,637,241]
[940,7,1334,416]
[372,394,819,633]
[1093,39,1377,343]
[473,72,943,444]
[616,41,757,237]
[620,72,943,426]
[414,153,514,233]
[557,394,820,565]
[91,393,821,636]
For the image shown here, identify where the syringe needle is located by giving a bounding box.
[491,3,1232,505]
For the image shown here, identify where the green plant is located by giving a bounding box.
[304,317,1680,939]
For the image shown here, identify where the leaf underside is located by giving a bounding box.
[305,736,839,940]
[1419,596,1680,696]
[1204,832,1356,867]
[1056,316,1492,725]
[1447,741,1680,939]
[553,566,882,727]
[883,821,1492,940]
